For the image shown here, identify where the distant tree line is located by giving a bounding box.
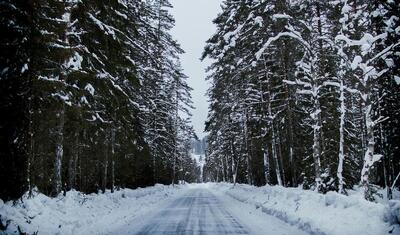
[192,137,208,155]
[0,0,198,201]
[202,0,399,200]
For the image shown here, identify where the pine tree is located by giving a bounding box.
[0,0,33,200]
[202,0,399,201]
[0,0,196,199]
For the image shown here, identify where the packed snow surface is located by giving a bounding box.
[113,185,307,235]
[1,183,399,235]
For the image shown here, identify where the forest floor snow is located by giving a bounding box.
[0,183,399,235]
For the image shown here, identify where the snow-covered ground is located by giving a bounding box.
[208,183,400,235]
[0,184,188,235]
[1,183,399,235]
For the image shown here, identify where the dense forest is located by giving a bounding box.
[0,0,200,201]
[202,0,400,201]
[1,0,399,204]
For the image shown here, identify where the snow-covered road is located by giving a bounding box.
[115,186,307,235]
[3,183,396,234]
[134,188,248,234]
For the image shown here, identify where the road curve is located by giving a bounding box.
[133,188,249,235]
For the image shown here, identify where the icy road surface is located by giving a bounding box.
[135,189,248,234]
[115,186,308,235]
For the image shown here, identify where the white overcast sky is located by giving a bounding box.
[170,0,222,139]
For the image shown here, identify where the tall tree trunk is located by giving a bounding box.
[243,108,252,185]
[27,95,34,197]
[259,72,271,185]
[232,153,239,186]
[68,151,74,191]
[315,2,326,166]
[283,37,297,187]
[68,133,79,190]
[361,103,379,201]
[72,134,79,189]
[102,136,108,193]
[111,122,115,193]
[54,103,65,196]
[271,124,283,186]
[337,79,346,194]
[216,167,220,182]
[27,137,34,196]
[358,45,386,200]
[287,96,296,186]
[263,147,270,185]
[234,160,239,186]
[153,151,156,184]
[225,155,231,182]
[221,158,226,182]
[377,94,392,199]
[312,95,322,192]
[231,156,236,184]
[263,54,282,186]
[267,81,282,186]
[360,104,367,158]
[172,88,179,186]
[231,139,237,185]
[361,106,373,199]
[277,127,286,186]
[152,115,157,184]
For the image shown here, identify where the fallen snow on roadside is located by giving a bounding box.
[1,183,399,235]
[208,183,400,235]
[0,184,188,235]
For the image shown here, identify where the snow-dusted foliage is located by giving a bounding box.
[0,0,196,200]
[202,0,400,200]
